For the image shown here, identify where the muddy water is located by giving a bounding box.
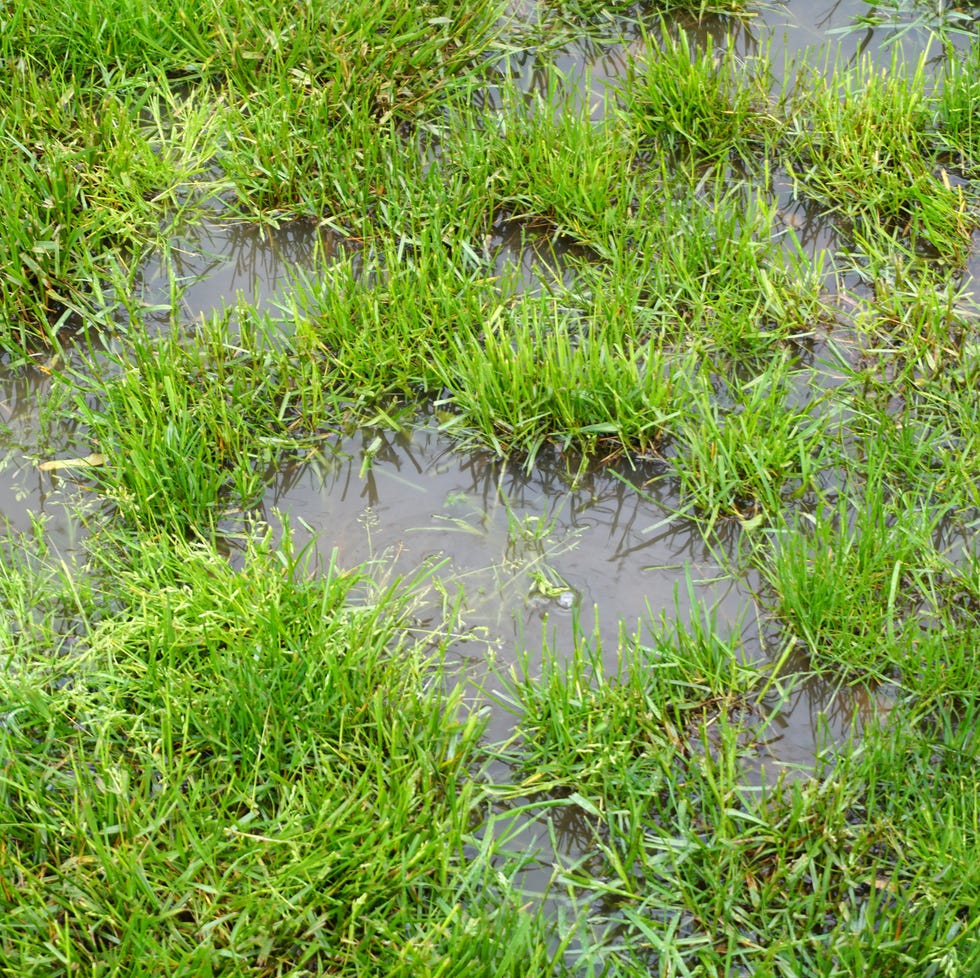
[2,2,978,797]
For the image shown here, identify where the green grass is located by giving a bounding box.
[436,301,689,462]
[6,0,502,106]
[490,595,758,808]
[0,0,503,345]
[0,530,564,977]
[2,2,980,975]
[784,51,974,266]
[565,715,980,975]
[937,42,980,168]
[619,29,781,167]
[71,312,347,533]
[670,355,829,529]
[0,68,217,345]
[758,488,948,684]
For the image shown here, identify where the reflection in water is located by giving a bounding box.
[764,0,977,70]
[124,220,344,329]
[0,368,94,543]
[491,219,586,296]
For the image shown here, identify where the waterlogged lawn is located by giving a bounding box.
[2,0,980,974]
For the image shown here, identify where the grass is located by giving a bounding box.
[0,67,217,345]
[758,488,949,685]
[2,1,980,975]
[70,311,347,533]
[7,0,502,106]
[568,716,980,975]
[784,51,974,266]
[619,29,781,168]
[0,0,503,346]
[670,354,829,529]
[436,301,688,462]
[490,594,758,808]
[937,42,980,169]
[0,530,564,976]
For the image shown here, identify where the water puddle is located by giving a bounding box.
[123,219,343,329]
[259,422,757,734]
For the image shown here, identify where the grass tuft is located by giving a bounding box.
[670,356,830,528]
[71,313,343,533]
[785,52,974,266]
[619,29,781,167]
[492,596,757,808]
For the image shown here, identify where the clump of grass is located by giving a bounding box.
[490,593,980,975]
[4,8,980,975]
[897,348,980,511]
[936,42,980,169]
[839,279,978,430]
[71,311,344,533]
[0,79,138,344]
[756,482,955,690]
[670,356,830,529]
[848,275,970,348]
[619,30,780,167]
[436,301,690,463]
[286,235,499,396]
[213,0,506,217]
[3,0,204,77]
[445,84,641,248]
[568,173,827,359]
[0,68,222,348]
[0,529,562,976]
[272,134,826,465]
[219,90,402,221]
[0,0,506,343]
[483,588,977,977]
[216,0,502,121]
[785,52,974,265]
[492,597,758,808]
[570,714,980,975]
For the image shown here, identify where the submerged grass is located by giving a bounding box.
[571,712,980,975]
